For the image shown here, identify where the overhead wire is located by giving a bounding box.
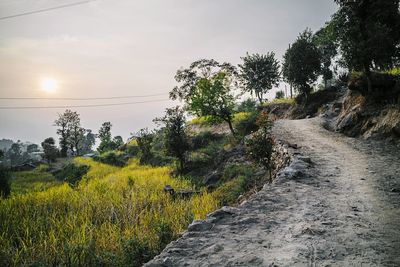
[0,93,169,100]
[0,0,99,20]
[0,99,171,110]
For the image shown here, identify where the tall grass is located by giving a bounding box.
[0,158,219,266]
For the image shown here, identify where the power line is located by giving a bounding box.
[0,99,171,110]
[0,0,98,21]
[0,93,169,101]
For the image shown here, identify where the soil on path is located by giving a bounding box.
[146,118,400,267]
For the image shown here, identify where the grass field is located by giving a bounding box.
[0,158,219,266]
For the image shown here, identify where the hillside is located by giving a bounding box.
[146,117,400,266]
[0,158,218,266]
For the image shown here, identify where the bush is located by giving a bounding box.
[190,131,224,150]
[122,237,155,267]
[275,90,285,99]
[0,168,10,198]
[212,164,257,205]
[233,111,259,137]
[246,112,274,181]
[94,151,128,167]
[236,98,258,113]
[54,163,90,187]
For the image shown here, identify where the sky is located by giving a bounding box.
[0,0,337,144]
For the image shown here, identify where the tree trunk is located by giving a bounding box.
[226,119,236,136]
[290,84,293,98]
[257,92,263,105]
[364,64,373,93]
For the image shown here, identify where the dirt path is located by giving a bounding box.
[146,118,400,267]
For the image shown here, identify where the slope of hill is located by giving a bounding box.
[0,158,218,266]
[145,117,400,266]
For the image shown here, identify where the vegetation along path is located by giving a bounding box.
[146,117,400,266]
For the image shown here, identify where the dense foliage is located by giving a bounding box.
[170,59,238,135]
[332,0,400,92]
[239,52,280,104]
[283,29,321,99]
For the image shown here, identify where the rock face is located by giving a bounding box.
[145,118,400,266]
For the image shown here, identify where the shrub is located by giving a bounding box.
[121,237,155,267]
[0,168,10,198]
[275,90,285,99]
[54,163,90,187]
[246,112,274,181]
[94,151,128,167]
[233,111,259,137]
[190,131,224,150]
[212,164,258,206]
[236,98,258,113]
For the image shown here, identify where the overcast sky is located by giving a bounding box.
[0,0,337,144]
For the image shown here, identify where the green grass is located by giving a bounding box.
[262,98,295,107]
[0,158,219,267]
[10,167,61,195]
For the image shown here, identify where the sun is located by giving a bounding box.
[40,77,59,93]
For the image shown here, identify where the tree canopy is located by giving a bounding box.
[170,59,237,135]
[332,0,400,91]
[283,29,321,98]
[239,52,280,104]
[155,106,189,173]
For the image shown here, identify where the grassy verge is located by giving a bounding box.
[0,159,218,267]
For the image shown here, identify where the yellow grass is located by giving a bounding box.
[0,158,219,266]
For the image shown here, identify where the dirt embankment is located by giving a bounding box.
[145,118,400,266]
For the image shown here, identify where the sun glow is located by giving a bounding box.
[40,77,59,93]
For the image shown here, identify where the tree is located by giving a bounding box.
[313,22,338,88]
[333,0,400,92]
[134,128,154,164]
[6,143,22,166]
[170,59,238,135]
[154,107,190,173]
[275,90,285,99]
[79,129,96,155]
[0,150,4,160]
[55,109,85,157]
[41,137,59,163]
[98,122,125,153]
[54,110,72,157]
[283,29,321,99]
[112,136,124,149]
[238,52,280,104]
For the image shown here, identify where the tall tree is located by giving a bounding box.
[313,22,338,88]
[134,128,154,164]
[54,110,71,157]
[283,29,321,99]
[41,137,59,164]
[333,0,400,92]
[154,106,190,173]
[55,110,85,156]
[98,122,113,153]
[79,129,96,155]
[170,59,237,135]
[238,52,280,104]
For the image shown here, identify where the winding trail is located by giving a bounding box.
[146,118,400,266]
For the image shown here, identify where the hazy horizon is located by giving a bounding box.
[0,0,337,144]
